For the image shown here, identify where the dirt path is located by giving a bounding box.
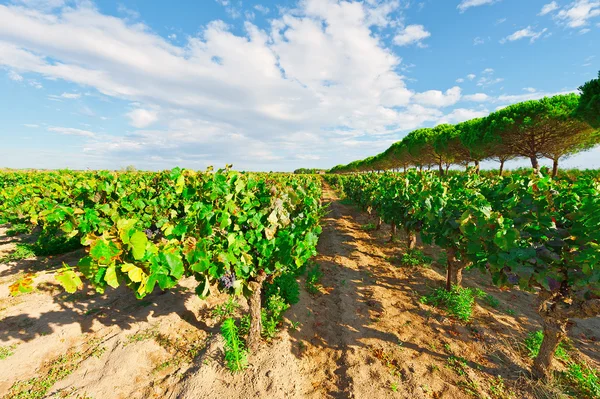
[1,185,599,399]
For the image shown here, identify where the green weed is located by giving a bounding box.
[211,297,240,321]
[221,318,248,373]
[306,263,323,295]
[262,293,290,340]
[523,330,570,361]
[397,249,432,268]
[0,344,17,360]
[264,272,300,305]
[361,223,377,231]
[420,285,477,322]
[561,362,600,399]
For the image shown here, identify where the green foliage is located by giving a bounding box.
[221,318,248,373]
[562,362,600,399]
[6,223,30,237]
[261,293,290,340]
[306,263,323,295]
[421,286,477,322]
[264,272,300,305]
[578,70,600,128]
[31,226,82,256]
[523,330,570,362]
[398,249,432,268]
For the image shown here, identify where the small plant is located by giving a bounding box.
[211,297,240,321]
[398,249,432,268]
[221,318,248,372]
[420,286,477,322]
[504,308,516,316]
[474,288,500,309]
[262,293,290,340]
[488,375,513,399]
[446,355,469,377]
[0,344,17,360]
[289,320,301,331]
[562,361,600,399]
[264,272,300,305]
[390,382,399,392]
[361,223,377,231]
[0,243,36,263]
[306,263,323,295]
[523,330,569,362]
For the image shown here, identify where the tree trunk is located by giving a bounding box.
[532,317,568,379]
[376,216,383,230]
[406,228,417,250]
[247,271,267,352]
[445,247,463,291]
[419,165,423,173]
[474,160,480,174]
[390,223,397,241]
[530,156,540,173]
[438,162,444,176]
[552,158,559,178]
[499,160,505,176]
[445,163,450,173]
[403,166,407,173]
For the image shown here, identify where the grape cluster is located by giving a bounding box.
[219,271,236,290]
[144,225,162,239]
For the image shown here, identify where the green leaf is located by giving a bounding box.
[129,231,148,260]
[56,265,83,294]
[164,251,184,279]
[121,262,145,283]
[104,264,120,288]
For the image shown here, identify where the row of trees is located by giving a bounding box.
[330,72,600,177]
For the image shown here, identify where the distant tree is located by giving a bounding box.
[578,70,600,128]
[486,94,593,173]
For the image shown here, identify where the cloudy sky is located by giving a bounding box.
[0,0,598,171]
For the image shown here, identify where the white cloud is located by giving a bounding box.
[48,126,97,137]
[473,36,485,45]
[168,33,177,40]
[12,0,65,11]
[254,5,270,14]
[61,92,81,99]
[456,78,465,83]
[28,79,42,89]
[523,87,537,93]
[556,0,600,28]
[438,108,490,124]
[500,26,548,43]
[393,24,431,47]
[457,0,497,13]
[482,68,494,74]
[463,93,490,102]
[496,90,576,103]
[8,70,23,81]
[539,1,560,15]
[0,0,495,170]
[467,73,476,80]
[579,27,591,33]
[126,109,159,128]
[23,123,39,128]
[413,86,461,107]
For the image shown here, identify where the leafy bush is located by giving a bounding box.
[420,286,477,322]
[264,273,300,305]
[523,330,569,361]
[221,318,248,372]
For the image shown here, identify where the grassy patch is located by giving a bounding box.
[360,223,377,231]
[0,243,36,263]
[261,293,290,340]
[474,288,500,308]
[264,272,300,305]
[0,344,17,360]
[561,362,600,399]
[6,223,30,237]
[420,285,478,322]
[396,249,432,268]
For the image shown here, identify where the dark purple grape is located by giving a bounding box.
[219,271,236,290]
[144,229,153,239]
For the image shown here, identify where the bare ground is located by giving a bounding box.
[0,185,598,399]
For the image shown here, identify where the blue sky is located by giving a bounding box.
[0,0,598,171]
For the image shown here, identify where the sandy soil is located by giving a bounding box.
[0,185,598,399]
